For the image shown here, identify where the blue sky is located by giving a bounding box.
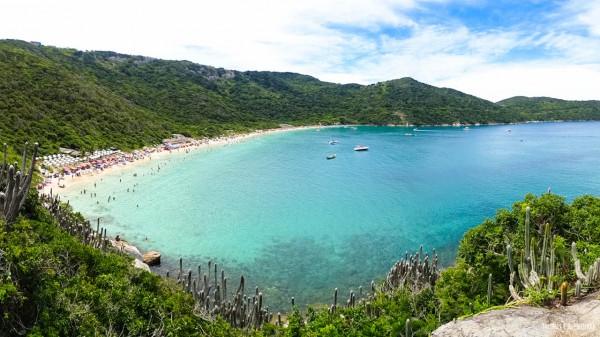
[2,0,600,101]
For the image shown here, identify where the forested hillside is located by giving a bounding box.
[0,39,520,154]
[1,39,599,156]
[497,96,600,121]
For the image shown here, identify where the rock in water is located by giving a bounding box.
[143,251,161,266]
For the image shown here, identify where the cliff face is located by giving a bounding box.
[432,291,600,337]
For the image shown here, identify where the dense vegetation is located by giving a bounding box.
[1,188,599,336]
[498,96,600,121]
[2,38,598,157]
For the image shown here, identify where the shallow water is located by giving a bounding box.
[61,122,600,311]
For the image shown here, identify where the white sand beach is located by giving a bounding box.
[40,125,322,197]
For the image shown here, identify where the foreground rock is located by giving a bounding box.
[432,292,600,337]
[143,251,161,266]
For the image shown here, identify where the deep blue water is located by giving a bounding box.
[61,122,600,311]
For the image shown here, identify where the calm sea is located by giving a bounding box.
[61,122,600,311]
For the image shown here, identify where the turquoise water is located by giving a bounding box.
[61,122,600,310]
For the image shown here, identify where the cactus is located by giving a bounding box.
[510,209,556,296]
[0,142,39,227]
[571,241,600,286]
[524,207,531,268]
[560,281,568,306]
[381,245,439,293]
[333,288,338,313]
[487,273,492,307]
[405,318,412,337]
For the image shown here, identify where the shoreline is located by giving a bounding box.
[41,125,323,197]
[38,123,329,281]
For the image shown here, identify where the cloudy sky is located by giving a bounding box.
[2,0,600,102]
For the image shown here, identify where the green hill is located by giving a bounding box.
[2,38,600,157]
[0,39,521,155]
[497,96,600,121]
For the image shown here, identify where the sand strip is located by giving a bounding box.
[40,125,324,197]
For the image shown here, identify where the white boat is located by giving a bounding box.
[354,145,369,151]
[326,154,336,159]
[329,140,339,145]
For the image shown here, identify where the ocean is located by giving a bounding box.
[60,121,600,311]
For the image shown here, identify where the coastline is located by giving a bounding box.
[41,125,322,197]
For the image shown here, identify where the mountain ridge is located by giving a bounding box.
[1,39,599,155]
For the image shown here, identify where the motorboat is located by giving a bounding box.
[329,140,339,145]
[354,145,369,151]
[326,154,336,159]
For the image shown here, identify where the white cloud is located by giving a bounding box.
[436,63,600,102]
[2,0,600,101]
[562,0,600,37]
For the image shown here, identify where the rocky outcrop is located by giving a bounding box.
[143,251,161,266]
[432,292,600,337]
[111,239,150,271]
[111,240,143,260]
[132,258,151,272]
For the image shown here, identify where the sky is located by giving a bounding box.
[2,0,600,102]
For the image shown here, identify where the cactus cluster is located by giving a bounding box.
[507,207,556,300]
[0,142,39,227]
[171,258,271,330]
[40,193,111,251]
[381,245,439,293]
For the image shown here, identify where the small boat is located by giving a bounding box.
[404,133,414,136]
[327,154,336,159]
[505,129,512,132]
[329,140,339,145]
[354,145,369,151]
[464,127,470,131]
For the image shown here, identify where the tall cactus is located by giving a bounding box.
[508,208,556,298]
[571,241,600,286]
[524,207,531,268]
[487,273,492,307]
[0,142,39,227]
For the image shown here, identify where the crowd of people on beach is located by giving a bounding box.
[35,127,302,193]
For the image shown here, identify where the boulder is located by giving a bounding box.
[112,240,143,260]
[143,251,161,266]
[132,258,151,272]
[432,291,600,337]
